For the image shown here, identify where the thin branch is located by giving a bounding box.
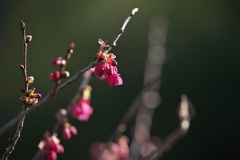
[142,95,195,160]
[1,20,29,160]
[105,8,139,53]
[0,60,98,135]
[0,8,139,135]
[32,70,93,160]
[108,78,160,142]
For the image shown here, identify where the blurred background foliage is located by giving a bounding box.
[0,0,240,159]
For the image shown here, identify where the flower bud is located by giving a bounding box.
[61,71,70,78]
[29,98,38,105]
[52,57,66,66]
[50,71,61,81]
[20,95,28,103]
[26,35,32,43]
[33,93,42,99]
[27,87,36,96]
[27,76,34,83]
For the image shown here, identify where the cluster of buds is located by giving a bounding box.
[94,39,123,87]
[49,43,74,81]
[90,136,129,160]
[71,85,93,121]
[19,76,42,105]
[38,132,64,160]
[55,109,78,140]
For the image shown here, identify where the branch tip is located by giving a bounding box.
[20,20,25,30]
[131,8,139,16]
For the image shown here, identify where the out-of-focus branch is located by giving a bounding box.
[108,78,160,142]
[0,8,139,136]
[130,16,168,159]
[142,95,195,160]
[1,20,30,160]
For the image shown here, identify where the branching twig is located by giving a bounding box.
[130,16,168,159]
[0,8,139,136]
[1,20,30,160]
[32,70,93,160]
[108,78,160,142]
[142,95,195,160]
[0,60,98,136]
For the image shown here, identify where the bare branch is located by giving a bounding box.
[1,20,30,160]
[142,95,195,160]
[105,8,139,53]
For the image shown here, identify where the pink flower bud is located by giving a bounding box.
[20,95,28,103]
[52,58,66,66]
[62,127,71,140]
[33,93,42,98]
[50,71,61,81]
[69,126,77,135]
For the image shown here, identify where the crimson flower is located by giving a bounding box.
[38,132,64,160]
[71,99,93,121]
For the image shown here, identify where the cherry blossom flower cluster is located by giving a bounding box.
[90,136,130,160]
[94,39,123,87]
[71,85,93,121]
[38,132,64,160]
[19,76,42,105]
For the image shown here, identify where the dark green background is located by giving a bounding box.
[0,0,240,159]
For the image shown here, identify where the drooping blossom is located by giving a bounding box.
[55,109,78,140]
[94,39,123,87]
[62,123,78,140]
[71,85,93,121]
[38,132,64,160]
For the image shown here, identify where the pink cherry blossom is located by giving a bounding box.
[71,99,93,121]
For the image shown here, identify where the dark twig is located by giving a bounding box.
[1,20,29,160]
[142,95,195,160]
[105,8,139,53]
[0,8,139,135]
